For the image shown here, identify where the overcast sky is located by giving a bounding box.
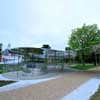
[0,0,100,50]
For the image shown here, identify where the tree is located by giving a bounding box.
[0,43,2,62]
[88,40,100,66]
[42,44,51,49]
[65,47,71,64]
[68,24,100,66]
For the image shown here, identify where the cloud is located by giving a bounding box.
[1,0,100,50]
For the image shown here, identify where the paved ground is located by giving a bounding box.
[61,78,100,100]
[0,77,59,92]
[2,71,60,80]
[0,71,96,100]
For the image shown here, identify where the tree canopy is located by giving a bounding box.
[68,24,100,66]
[42,44,51,49]
[69,24,100,50]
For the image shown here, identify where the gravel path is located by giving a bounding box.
[0,72,94,100]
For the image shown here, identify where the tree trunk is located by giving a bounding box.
[94,52,97,66]
[92,52,96,66]
[82,49,85,66]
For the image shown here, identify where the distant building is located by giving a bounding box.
[12,46,76,61]
[1,45,76,64]
[1,48,22,64]
[42,47,76,64]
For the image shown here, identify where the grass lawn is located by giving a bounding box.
[90,86,100,100]
[0,64,5,74]
[70,64,99,70]
[0,64,23,74]
[0,80,15,87]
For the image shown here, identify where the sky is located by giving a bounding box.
[0,0,100,50]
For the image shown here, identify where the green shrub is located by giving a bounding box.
[0,81,15,87]
[90,85,100,100]
[71,64,97,70]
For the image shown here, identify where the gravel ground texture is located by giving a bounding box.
[0,71,95,100]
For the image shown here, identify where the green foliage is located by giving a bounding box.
[42,44,51,49]
[0,64,23,74]
[68,24,100,66]
[88,40,100,46]
[71,64,97,70]
[90,85,100,100]
[69,24,100,50]
[41,64,47,71]
[0,64,4,73]
[12,48,43,55]
[0,43,2,57]
[0,81,15,87]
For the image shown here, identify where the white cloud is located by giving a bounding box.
[1,0,100,50]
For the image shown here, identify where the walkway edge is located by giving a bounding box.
[61,78,100,100]
[0,77,59,92]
